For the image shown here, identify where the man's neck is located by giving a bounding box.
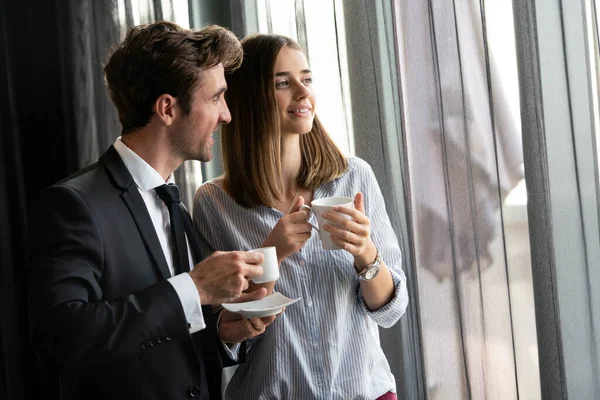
[120,130,180,182]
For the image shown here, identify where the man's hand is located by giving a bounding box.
[190,251,264,305]
[218,288,280,344]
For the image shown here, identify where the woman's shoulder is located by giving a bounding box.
[346,156,372,170]
[343,156,374,177]
[194,176,228,202]
[332,156,380,191]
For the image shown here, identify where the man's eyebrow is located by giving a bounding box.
[211,86,227,98]
[274,69,312,77]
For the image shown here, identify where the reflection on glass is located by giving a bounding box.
[394,0,539,398]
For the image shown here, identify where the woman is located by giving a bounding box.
[193,33,408,400]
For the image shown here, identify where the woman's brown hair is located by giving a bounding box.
[222,33,348,208]
[104,21,242,134]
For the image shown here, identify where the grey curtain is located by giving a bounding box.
[344,0,537,398]
[514,0,600,398]
[341,1,424,398]
[63,0,121,168]
[394,0,536,397]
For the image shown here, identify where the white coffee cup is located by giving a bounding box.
[249,246,279,283]
[300,196,354,250]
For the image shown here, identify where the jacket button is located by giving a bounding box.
[165,333,172,341]
[188,385,201,398]
[140,343,147,351]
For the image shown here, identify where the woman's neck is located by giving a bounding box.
[280,133,302,195]
[277,133,313,211]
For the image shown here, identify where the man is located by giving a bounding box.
[26,21,274,400]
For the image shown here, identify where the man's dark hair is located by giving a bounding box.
[104,20,242,134]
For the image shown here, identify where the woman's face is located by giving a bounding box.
[273,46,316,135]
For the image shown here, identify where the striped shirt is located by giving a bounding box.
[193,157,409,400]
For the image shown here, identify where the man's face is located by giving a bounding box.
[173,64,231,162]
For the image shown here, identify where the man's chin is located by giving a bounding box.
[196,151,212,163]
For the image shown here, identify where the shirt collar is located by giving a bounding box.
[113,137,175,191]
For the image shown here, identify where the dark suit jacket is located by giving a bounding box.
[26,146,240,400]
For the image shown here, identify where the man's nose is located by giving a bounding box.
[221,100,232,124]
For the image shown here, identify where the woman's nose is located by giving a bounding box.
[293,82,311,100]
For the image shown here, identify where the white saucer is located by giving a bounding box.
[222,292,301,318]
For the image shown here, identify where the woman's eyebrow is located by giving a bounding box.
[275,69,312,77]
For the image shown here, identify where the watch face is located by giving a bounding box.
[365,266,380,280]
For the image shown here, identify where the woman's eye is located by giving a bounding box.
[303,77,313,84]
[275,80,289,88]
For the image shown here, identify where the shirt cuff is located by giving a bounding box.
[168,273,206,333]
[216,312,241,361]
[357,268,408,328]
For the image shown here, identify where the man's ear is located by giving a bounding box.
[153,94,177,126]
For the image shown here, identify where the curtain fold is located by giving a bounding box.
[64,0,122,167]
[341,1,425,398]
[1,1,32,398]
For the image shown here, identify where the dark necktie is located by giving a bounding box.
[155,184,190,276]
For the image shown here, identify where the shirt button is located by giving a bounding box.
[299,260,306,266]
[312,342,318,348]
[306,300,313,307]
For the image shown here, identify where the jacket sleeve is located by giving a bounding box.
[26,184,191,371]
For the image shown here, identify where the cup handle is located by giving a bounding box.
[299,205,319,231]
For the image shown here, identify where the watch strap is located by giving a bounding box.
[355,248,381,279]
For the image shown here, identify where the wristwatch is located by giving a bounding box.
[355,249,381,281]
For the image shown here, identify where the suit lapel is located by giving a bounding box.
[100,146,171,281]
[122,188,171,280]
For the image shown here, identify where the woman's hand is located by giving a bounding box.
[322,192,378,267]
[262,196,313,263]
[323,192,395,310]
